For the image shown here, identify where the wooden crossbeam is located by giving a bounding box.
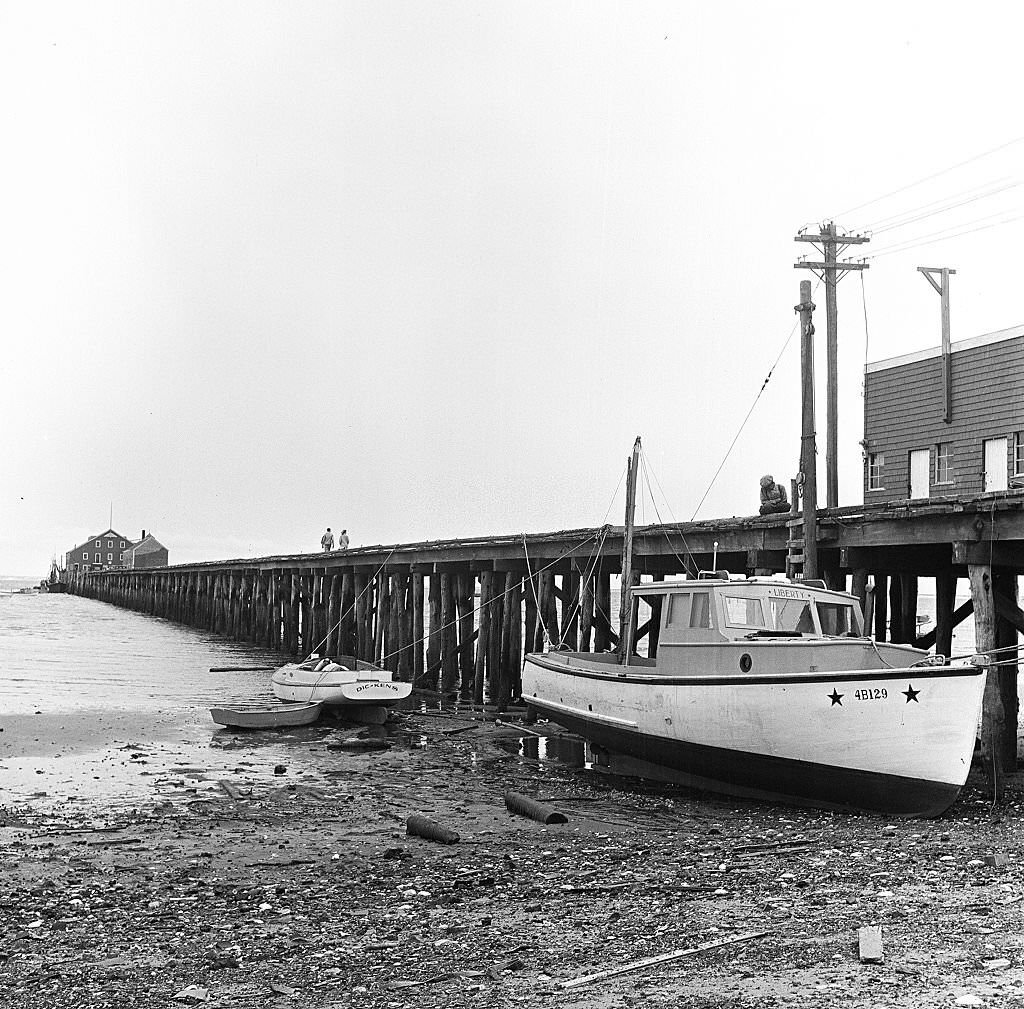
[916,598,973,649]
[994,589,1024,634]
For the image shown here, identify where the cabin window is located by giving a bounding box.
[817,602,854,636]
[1014,432,1024,478]
[867,452,884,491]
[665,593,691,627]
[934,443,952,485]
[770,596,815,634]
[689,592,711,628]
[723,595,766,628]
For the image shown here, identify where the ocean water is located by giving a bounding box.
[0,593,317,811]
[0,592,286,717]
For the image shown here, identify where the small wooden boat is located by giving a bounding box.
[210,701,323,729]
[272,654,413,706]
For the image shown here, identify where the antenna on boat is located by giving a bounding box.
[618,436,641,666]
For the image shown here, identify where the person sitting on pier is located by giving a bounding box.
[321,527,335,551]
[759,475,790,515]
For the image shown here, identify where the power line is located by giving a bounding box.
[868,213,1024,259]
[832,134,1024,219]
[854,177,1014,231]
[866,208,1019,256]
[864,180,1021,236]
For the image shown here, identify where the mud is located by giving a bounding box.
[1,705,1023,1008]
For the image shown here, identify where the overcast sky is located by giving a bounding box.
[3,2,1023,575]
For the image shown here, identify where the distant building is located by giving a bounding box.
[124,530,169,569]
[863,324,1024,502]
[66,528,133,574]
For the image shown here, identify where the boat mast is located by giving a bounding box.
[618,436,641,664]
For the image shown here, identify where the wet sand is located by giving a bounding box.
[2,700,1024,1009]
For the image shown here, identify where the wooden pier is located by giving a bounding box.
[69,494,1024,787]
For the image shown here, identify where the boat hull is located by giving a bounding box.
[522,653,985,817]
[210,702,323,729]
[271,662,413,706]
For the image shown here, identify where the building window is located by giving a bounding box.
[107,539,113,548]
[1014,432,1024,478]
[95,540,101,548]
[935,443,952,484]
[95,552,100,562]
[867,452,884,491]
[107,553,113,562]
[120,540,125,548]
[82,551,88,560]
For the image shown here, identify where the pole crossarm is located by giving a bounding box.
[794,261,869,271]
[917,265,957,295]
[793,221,870,511]
[794,233,871,244]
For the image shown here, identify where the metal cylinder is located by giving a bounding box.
[504,791,568,824]
[406,814,460,844]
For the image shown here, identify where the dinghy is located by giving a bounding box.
[210,701,323,729]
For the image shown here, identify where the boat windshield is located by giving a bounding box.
[769,596,815,634]
[817,601,856,636]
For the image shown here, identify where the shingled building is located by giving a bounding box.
[863,324,1024,502]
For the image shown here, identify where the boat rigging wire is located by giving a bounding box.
[375,529,603,671]
[638,448,697,576]
[689,279,821,521]
[307,545,398,660]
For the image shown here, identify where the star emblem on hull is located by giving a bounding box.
[903,684,920,703]
[828,689,844,706]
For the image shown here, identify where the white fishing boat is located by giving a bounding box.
[522,574,986,817]
[272,654,412,706]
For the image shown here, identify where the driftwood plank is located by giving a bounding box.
[561,931,767,989]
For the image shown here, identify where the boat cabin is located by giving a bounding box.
[634,576,865,647]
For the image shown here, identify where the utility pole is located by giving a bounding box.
[794,222,870,509]
[795,281,819,581]
[917,266,956,423]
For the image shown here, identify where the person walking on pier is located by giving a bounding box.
[321,527,335,551]
[339,529,350,550]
